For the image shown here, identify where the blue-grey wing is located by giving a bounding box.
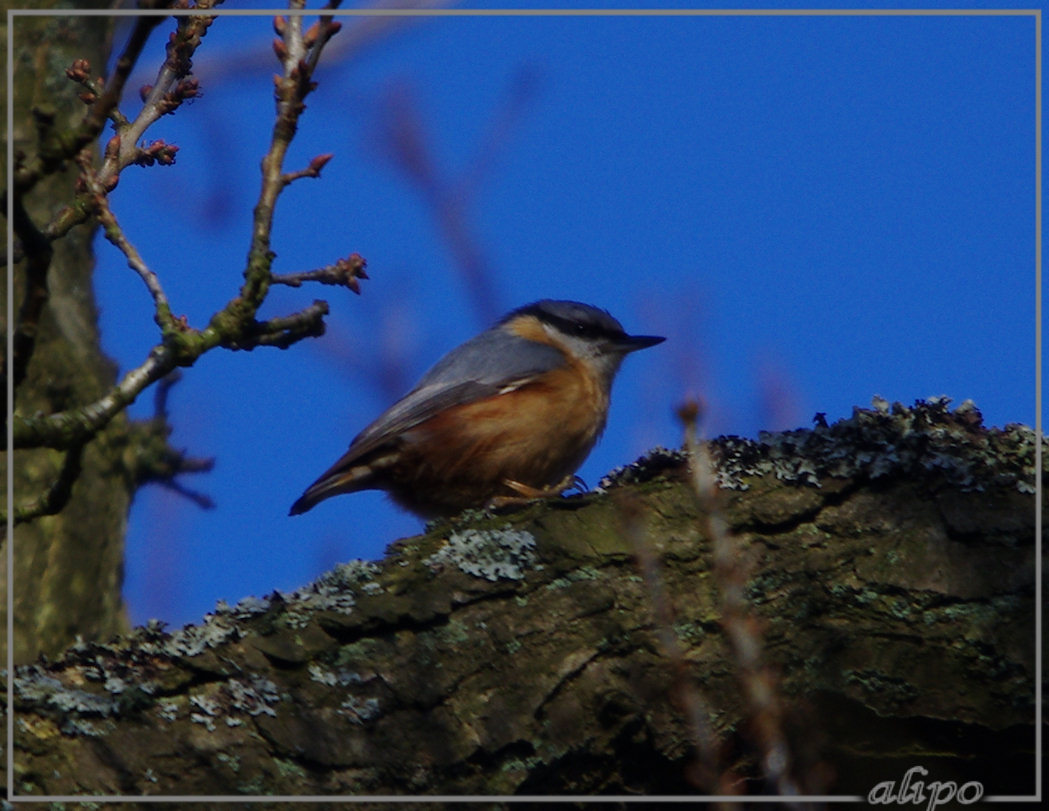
[346,326,565,459]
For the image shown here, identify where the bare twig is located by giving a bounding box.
[65,58,131,129]
[155,477,215,510]
[76,151,176,333]
[201,0,446,86]
[240,1,343,311]
[13,344,178,450]
[281,152,333,186]
[238,300,330,350]
[617,493,725,796]
[12,297,333,451]
[153,370,182,419]
[125,377,216,510]
[12,6,169,196]
[6,197,54,398]
[6,442,86,525]
[11,1,352,466]
[97,2,222,190]
[20,5,219,253]
[134,437,216,510]
[679,399,804,799]
[303,2,344,74]
[271,253,367,293]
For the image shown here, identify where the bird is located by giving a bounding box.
[289,299,665,518]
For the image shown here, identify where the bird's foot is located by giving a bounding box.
[486,474,586,511]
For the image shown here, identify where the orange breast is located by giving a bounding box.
[419,363,606,479]
[380,358,609,515]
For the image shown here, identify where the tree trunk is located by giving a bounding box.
[2,6,129,663]
[6,402,1039,799]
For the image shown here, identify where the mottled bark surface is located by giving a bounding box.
[2,7,130,663]
[5,402,1041,799]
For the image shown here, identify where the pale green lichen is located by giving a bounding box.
[426,525,539,581]
[225,675,279,717]
[606,396,1041,495]
[308,662,365,687]
[14,668,121,722]
[157,698,180,722]
[165,614,240,657]
[184,675,279,731]
[338,695,382,724]
[215,753,240,773]
[274,757,307,780]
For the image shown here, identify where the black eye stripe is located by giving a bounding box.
[544,313,623,341]
[500,300,628,341]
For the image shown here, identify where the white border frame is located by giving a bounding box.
[5,5,1042,804]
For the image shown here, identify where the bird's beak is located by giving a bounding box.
[619,333,665,352]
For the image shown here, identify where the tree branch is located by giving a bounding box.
[12,345,178,450]
[6,197,54,397]
[11,2,355,456]
[99,2,222,189]
[237,300,330,350]
[280,152,333,186]
[238,0,343,313]
[11,5,169,197]
[77,152,176,333]
[6,401,1040,797]
[4,441,86,525]
[130,423,216,509]
[271,253,368,294]
[18,3,220,253]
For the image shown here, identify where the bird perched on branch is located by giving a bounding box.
[290,299,664,518]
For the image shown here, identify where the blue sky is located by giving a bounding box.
[77,4,1037,627]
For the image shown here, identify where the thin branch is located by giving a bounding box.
[6,442,86,525]
[235,300,330,350]
[303,2,344,75]
[617,493,726,797]
[241,0,340,311]
[679,399,804,799]
[12,7,168,196]
[99,3,223,189]
[284,1,307,65]
[11,1,350,458]
[239,18,300,309]
[155,477,215,510]
[13,344,177,450]
[153,370,182,420]
[112,370,216,510]
[133,432,216,510]
[7,197,54,397]
[76,152,176,332]
[270,253,367,293]
[280,152,333,186]
[40,200,97,249]
[16,5,218,255]
[65,58,131,129]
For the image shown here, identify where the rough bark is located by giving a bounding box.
[2,5,130,663]
[4,400,1040,800]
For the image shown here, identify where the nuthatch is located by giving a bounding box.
[289,299,664,518]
